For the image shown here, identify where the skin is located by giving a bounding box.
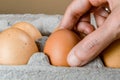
[59,0,120,66]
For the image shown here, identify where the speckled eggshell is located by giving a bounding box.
[0,28,39,65]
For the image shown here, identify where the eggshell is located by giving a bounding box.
[44,29,80,66]
[0,28,38,65]
[102,39,120,68]
[12,22,42,40]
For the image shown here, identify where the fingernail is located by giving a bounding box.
[67,52,81,67]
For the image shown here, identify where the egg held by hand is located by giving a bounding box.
[0,28,38,65]
[44,29,81,66]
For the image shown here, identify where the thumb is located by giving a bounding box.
[67,11,118,66]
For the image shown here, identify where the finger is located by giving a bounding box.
[94,6,110,27]
[89,0,107,7]
[72,13,94,39]
[59,0,107,30]
[77,22,94,37]
[67,9,119,66]
[67,26,114,67]
[76,13,94,35]
[59,0,91,29]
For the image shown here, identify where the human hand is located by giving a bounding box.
[59,0,120,66]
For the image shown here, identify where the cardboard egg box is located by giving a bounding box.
[0,14,119,80]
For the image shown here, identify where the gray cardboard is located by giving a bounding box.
[0,14,119,80]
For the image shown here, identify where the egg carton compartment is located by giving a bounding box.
[0,14,119,80]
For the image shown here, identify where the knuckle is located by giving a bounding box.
[74,49,90,62]
[89,0,107,6]
[76,39,98,60]
[83,39,98,51]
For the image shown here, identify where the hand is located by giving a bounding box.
[59,0,120,67]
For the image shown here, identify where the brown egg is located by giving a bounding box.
[0,28,38,65]
[12,22,42,40]
[44,29,81,66]
[102,39,120,68]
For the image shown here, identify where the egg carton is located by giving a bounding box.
[0,14,119,80]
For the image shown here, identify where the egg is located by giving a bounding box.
[0,28,38,65]
[102,39,120,68]
[12,22,42,41]
[44,29,81,66]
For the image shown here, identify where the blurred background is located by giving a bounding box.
[0,0,72,14]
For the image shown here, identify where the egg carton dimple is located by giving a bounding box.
[0,14,119,80]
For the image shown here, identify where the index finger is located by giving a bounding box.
[59,0,91,29]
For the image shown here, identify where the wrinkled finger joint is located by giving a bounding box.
[84,39,98,50]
